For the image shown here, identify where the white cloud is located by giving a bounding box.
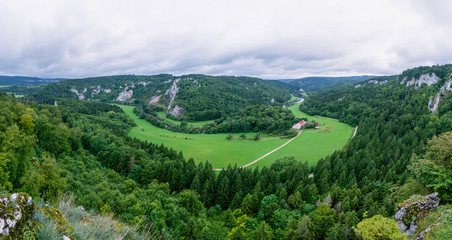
[0,0,451,79]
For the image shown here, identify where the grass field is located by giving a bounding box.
[120,103,353,169]
[287,94,301,102]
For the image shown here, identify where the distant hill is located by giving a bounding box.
[31,74,297,121]
[0,75,65,85]
[278,75,376,92]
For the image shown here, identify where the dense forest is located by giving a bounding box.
[30,74,296,121]
[0,75,65,85]
[0,64,451,239]
[280,76,375,92]
[134,104,298,135]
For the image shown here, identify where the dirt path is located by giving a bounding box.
[213,129,304,171]
[352,125,358,138]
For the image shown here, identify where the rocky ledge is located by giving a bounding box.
[0,192,34,239]
[395,192,440,236]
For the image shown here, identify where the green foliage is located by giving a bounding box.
[284,75,376,92]
[124,103,353,169]
[241,194,260,216]
[31,74,294,121]
[409,132,452,202]
[295,216,316,240]
[136,104,297,134]
[1,64,451,238]
[310,204,337,239]
[355,215,406,240]
[0,192,37,240]
[249,221,273,239]
[20,156,67,202]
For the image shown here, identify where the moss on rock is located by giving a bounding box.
[0,192,36,239]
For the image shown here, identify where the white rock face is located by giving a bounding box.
[70,88,85,100]
[443,79,452,92]
[428,93,441,113]
[9,194,18,202]
[270,98,275,104]
[354,84,362,88]
[6,218,15,228]
[400,76,408,84]
[165,79,184,117]
[139,81,150,87]
[116,87,133,101]
[405,73,440,89]
[104,89,111,93]
[149,95,161,105]
[168,105,186,118]
[165,79,180,108]
[92,85,102,96]
[428,78,452,113]
[368,80,388,85]
[0,219,4,234]
[14,209,21,221]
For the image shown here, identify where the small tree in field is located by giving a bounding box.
[226,134,233,140]
[253,134,260,141]
[240,134,246,140]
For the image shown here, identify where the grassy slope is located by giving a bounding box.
[251,103,353,168]
[121,103,353,169]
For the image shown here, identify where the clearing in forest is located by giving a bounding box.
[120,103,353,169]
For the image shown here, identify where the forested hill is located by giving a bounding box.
[279,75,375,92]
[1,65,451,238]
[0,75,65,85]
[299,64,451,237]
[30,74,296,121]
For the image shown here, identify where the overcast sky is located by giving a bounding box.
[1,0,451,79]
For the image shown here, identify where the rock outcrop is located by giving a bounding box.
[165,79,185,117]
[167,105,186,118]
[91,85,102,96]
[70,88,87,100]
[149,95,161,105]
[0,193,34,239]
[367,80,388,85]
[414,209,452,240]
[395,193,440,236]
[116,87,133,101]
[428,78,452,113]
[402,73,440,89]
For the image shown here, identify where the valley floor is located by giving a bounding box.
[120,103,353,169]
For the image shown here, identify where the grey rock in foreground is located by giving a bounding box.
[0,192,34,238]
[395,192,439,236]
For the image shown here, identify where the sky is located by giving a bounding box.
[1,0,452,79]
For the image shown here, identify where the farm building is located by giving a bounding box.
[292,120,307,129]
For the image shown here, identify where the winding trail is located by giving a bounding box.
[213,129,304,171]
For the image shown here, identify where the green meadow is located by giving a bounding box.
[120,103,353,169]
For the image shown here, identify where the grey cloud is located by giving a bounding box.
[0,0,452,79]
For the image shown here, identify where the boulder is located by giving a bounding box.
[0,192,35,239]
[395,193,440,235]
